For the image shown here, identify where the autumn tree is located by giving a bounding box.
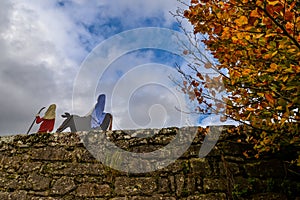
[176,0,299,162]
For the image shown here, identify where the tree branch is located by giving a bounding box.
[258,5,300,50]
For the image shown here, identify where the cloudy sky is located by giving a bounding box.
[0,0,235,136]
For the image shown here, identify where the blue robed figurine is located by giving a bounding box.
[91,94,112,130]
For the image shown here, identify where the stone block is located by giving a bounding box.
[110,197,128,200]
[232,176,254,197]
[43,162,105,176]
[186,174,196,194]
[219,142,249,155]
[181,145,201,158]
[244,160,285,178]
[29,146,73,161]
[114,177,156,196]
[195,176,203,192]
[157,177,170,193]
[50,177,76,195]
[162,160,189,174]
[219,161,240,176]
[0,173,27,191]
[186,193,227,200]
[72,147,97,162]
[8,190,27,200]
[0,192,9,200]
[190,158,211,176]
[75,183,111,197]
[175,173,185,196]
[251,193,288,200]
[169,175,176,192]
[203,178,227,192]
[25,173,51,191]
[0,155,22,173]
[31,197,69,200]
[18,162,43,174]
[48,132,82,147]
[131,196,176,200]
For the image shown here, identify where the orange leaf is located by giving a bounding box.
[250,9,261,18]
[243,151,250,158]
[191,80,199,87]
[197,72,204,80]
[284,10,294,21]
[242,68,251,76]
[265,93,275,105]
[288,1,296,11]
[285,22,293,30]
[268,63,278,72]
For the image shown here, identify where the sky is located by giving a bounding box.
[0,0,236,136]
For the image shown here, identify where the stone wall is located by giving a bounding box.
[0,126,299,200]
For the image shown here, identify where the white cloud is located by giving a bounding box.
[107,63,191,130]
[0,0,83,134]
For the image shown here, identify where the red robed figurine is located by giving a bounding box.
[36,104,56,133]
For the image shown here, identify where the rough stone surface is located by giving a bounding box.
[50,176,76,195]
[203,178,227,192]
[75,183,111,197]
[114,177,156,195]
[0,126,299,199]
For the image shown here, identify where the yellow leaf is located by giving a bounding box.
[246,107,256,111]
[265,33,276,38]
[235,16,248,26]
[255,33,264,39]
[217,12,222,19]
[257,93,265,97]
[282,75,289,82]
[267,0,279,5]
[237,32,244,39]
[256,0,264,6]
[271,51,278,57]
[245,34,251,40]
[287,48,296,53]
[232,36,238,42]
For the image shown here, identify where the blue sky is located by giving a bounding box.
[0,0,235,135]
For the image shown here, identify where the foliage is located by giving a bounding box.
[178,0,300,162]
